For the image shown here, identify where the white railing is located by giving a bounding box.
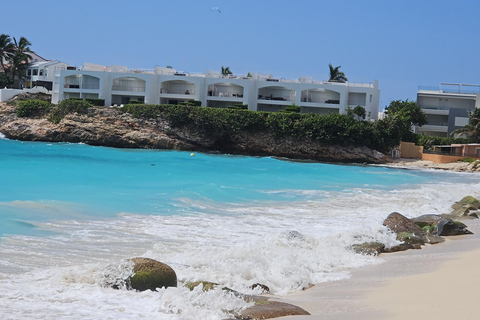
[112,86,146,92]
[160,88,195,95]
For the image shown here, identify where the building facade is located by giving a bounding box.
[416,83,480,137]
[52,63,381,119]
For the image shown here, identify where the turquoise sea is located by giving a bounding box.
[1,137,479,319]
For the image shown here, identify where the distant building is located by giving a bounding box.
[416,83,480,137]
[26,60,71,91]
[51,63,381,118]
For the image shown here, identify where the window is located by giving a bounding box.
[33,69,38,76]
[27,69,32,76]
[39,69,43,76]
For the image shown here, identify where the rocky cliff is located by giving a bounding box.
[0,103,388,164]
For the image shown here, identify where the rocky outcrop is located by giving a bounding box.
[0,103,388,164]
[451,196,480,218]
[128,257,177,291]
[239,300,310,320]
[436,219,473,236]
[354,204,475,256]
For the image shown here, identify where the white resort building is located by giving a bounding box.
[50,63,381,119]
[416,83,480,137]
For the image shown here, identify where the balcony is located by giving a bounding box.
[112,86,145,92]
[160,80,195,96]
[258,86,295,102]
[207,83,244,99]
[208,92,243,98]
[64,84,100,90]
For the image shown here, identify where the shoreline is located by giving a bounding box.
[273,215,480,319]
[380,157,479,173]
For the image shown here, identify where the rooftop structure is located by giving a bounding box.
[416,83,480,137]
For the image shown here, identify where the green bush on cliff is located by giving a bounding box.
[120,104,395,151]
[47,99,93,124]
[17,99,52,118]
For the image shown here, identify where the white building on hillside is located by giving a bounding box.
[416,83,480,137]
[26,60,71,90]
[52,63,381,119]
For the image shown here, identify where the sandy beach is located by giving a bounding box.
[382,157,476,172]
[273,160,480,320]
[274,219,480,320]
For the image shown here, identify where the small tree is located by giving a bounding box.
[380,99,427,143]
[346,106,366,120]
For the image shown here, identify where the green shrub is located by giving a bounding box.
[120,104,163,118]
[120,104,396,151]
[460,158,478,163]
[416,135,468,150]
[47,99,93,124]
[17,99,52,118]
[85,98,105,106]
[227,104,248,110]
[281,104,301,113]
[128,100,144,104]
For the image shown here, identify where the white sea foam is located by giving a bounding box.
[0,132,5,139]
[0,178,479,318]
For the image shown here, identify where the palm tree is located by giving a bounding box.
[10,36,33,88]
[221,66,232,76]
[450,109,480,142]
[0,34,15,74]
[328,63,348,83]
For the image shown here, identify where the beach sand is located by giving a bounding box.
[274,220,480,319]
[382,157,473,172]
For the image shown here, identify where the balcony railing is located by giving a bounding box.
[300,97,340,104]
[112,86,145,92]
[208,92,243,98]
[419,83,480,94]
[258,95,294,102]
[160,88,195,95]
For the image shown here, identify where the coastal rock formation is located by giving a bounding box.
[239,300,310,320]
[0,103,387,164]
[383,212,424,236]
[184,280,308,319]
[451,196,480,218]
[355,208,475,255]
[128,257,177,291]
[436,219,473,236]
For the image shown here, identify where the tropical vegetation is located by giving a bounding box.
[221,66,232,76]
[450,108,480,142]
[0,33,34,89]
[328,64,348,83]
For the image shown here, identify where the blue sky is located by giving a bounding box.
[2,0,479,109]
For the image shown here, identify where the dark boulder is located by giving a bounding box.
[412,214,444,228]
[451,196,480,218]
[383,212,424,236]
[240,300,310,319]
[128,257,177,291]
[436,219,473,236]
